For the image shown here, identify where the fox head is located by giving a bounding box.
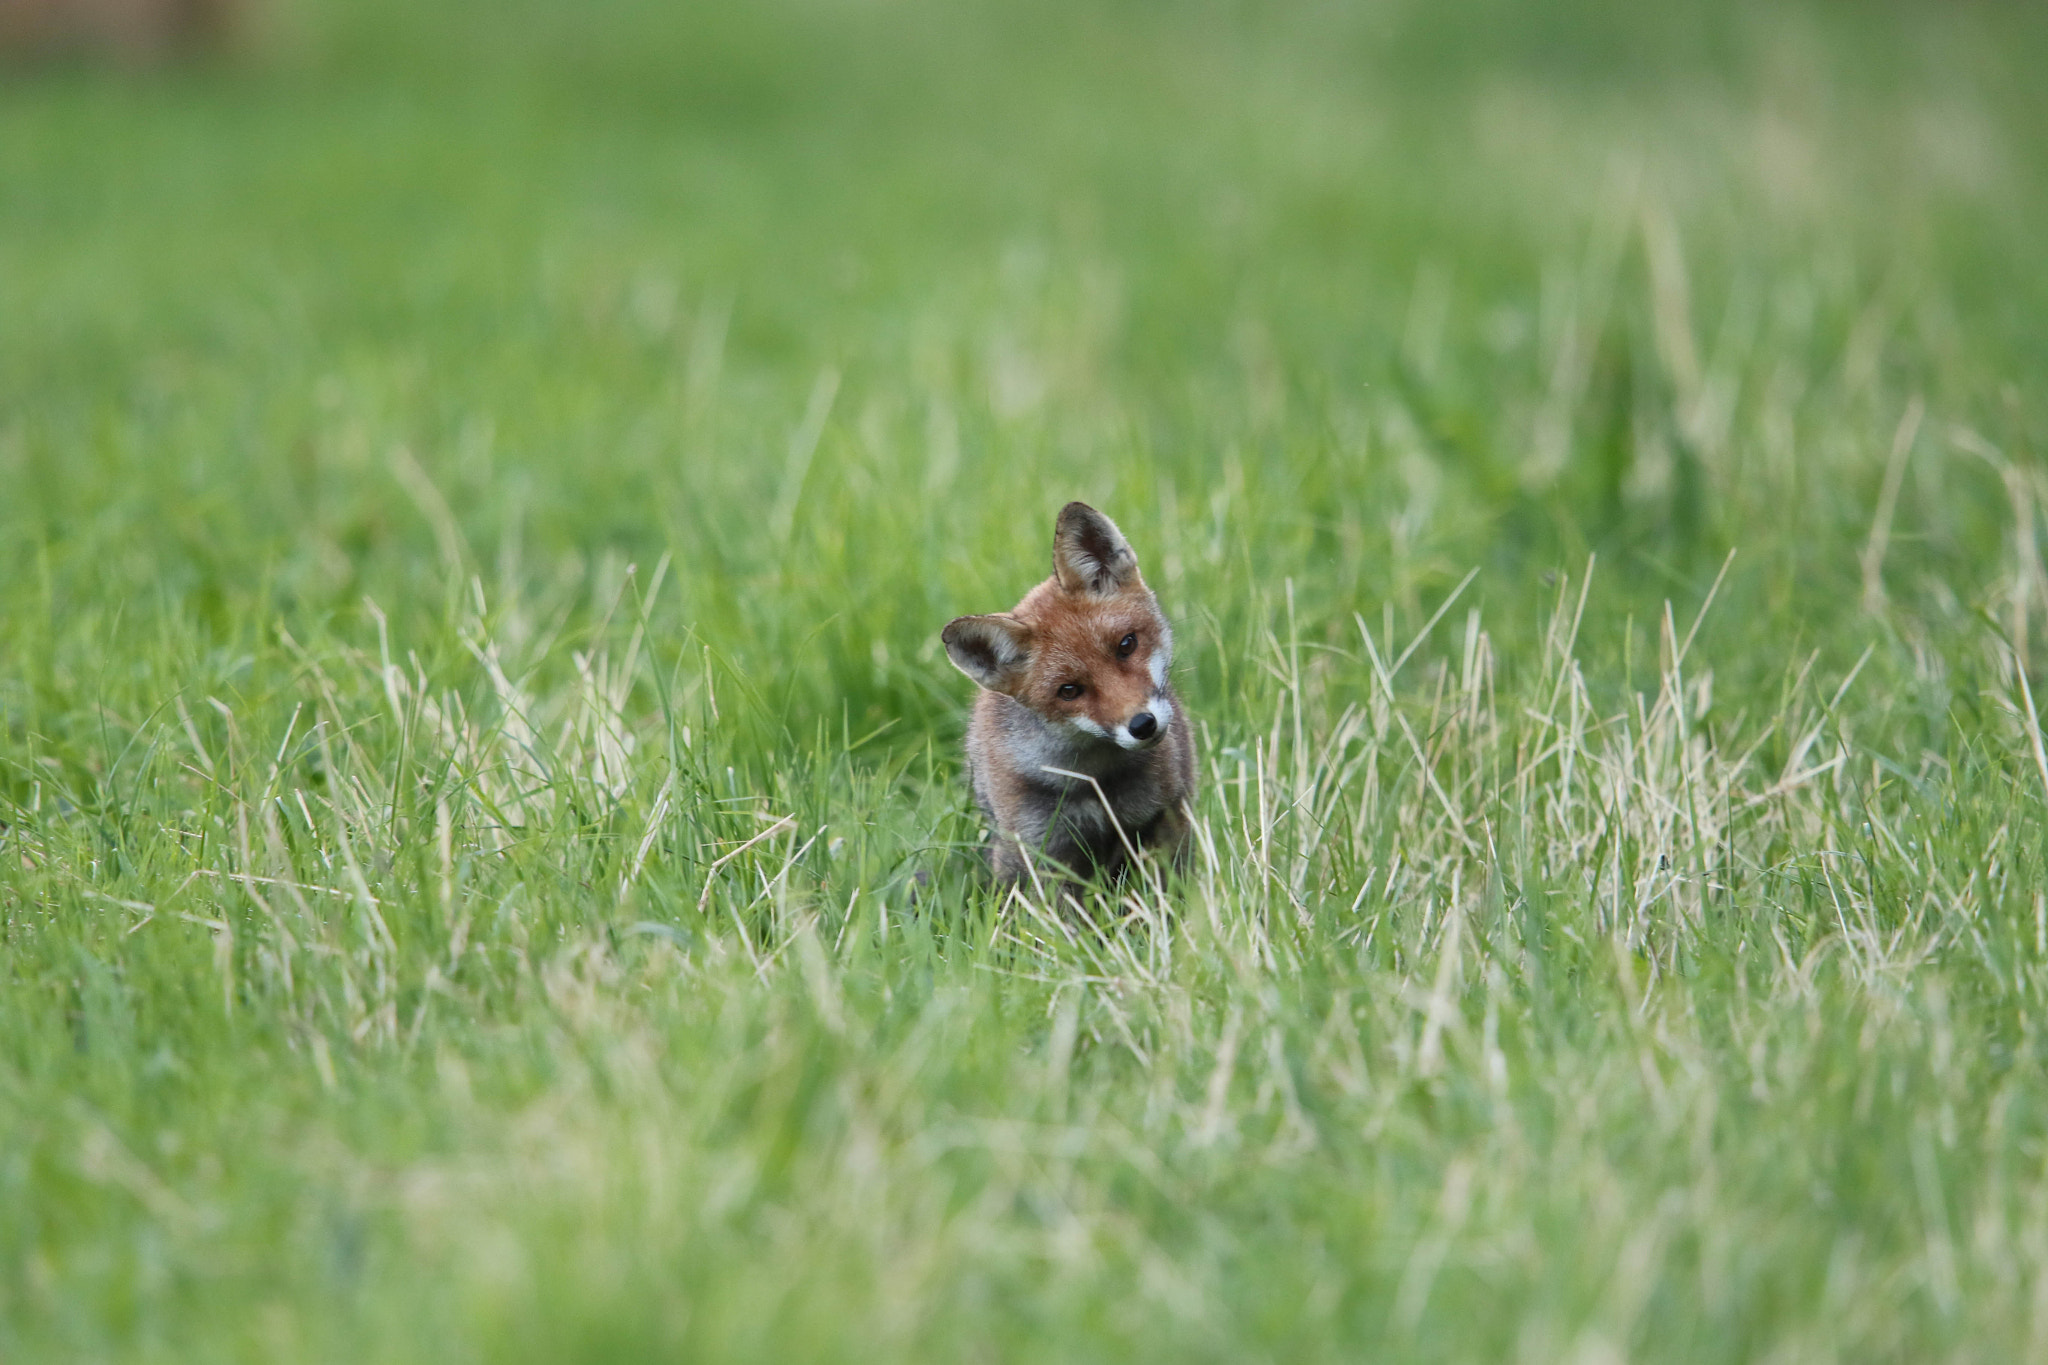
[943,502,1177,751]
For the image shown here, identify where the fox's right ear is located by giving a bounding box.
[942,614,1035,693]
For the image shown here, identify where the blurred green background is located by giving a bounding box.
[7,0,2044,715]
[6,1,2048,1360]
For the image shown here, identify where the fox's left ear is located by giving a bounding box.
[1053,501,1139,597]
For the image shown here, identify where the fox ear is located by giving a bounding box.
[1053,502,1138,596]
[942,614,1035,692]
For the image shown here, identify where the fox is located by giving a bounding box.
[941,501,1196,892]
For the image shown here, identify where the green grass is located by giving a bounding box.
[5,0,2048,1358]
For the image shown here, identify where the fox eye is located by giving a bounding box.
[1057,682,1083,700]
[1117,633,1137,657]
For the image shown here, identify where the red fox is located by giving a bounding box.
[942,502,1196,890]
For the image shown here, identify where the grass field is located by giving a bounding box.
[5,0,2048,1358]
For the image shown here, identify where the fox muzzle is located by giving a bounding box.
[1114,694,1173,749]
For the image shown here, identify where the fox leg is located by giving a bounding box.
[986,833,1092,915]
[987,829,1034,884]
[1137,799,1194,874]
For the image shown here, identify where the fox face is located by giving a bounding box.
[942,503,1176,751]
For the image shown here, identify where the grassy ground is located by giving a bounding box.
[5,0,2048,1358]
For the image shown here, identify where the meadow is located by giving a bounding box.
[4,0,2048,1358]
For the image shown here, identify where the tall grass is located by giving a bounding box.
[4,0,2048,1359]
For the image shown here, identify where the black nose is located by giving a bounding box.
[1127,711,1158,741]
